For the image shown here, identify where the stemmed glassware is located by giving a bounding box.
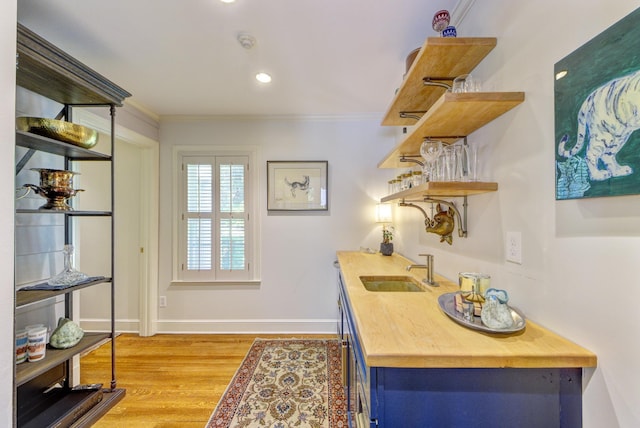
[420,139,443,182]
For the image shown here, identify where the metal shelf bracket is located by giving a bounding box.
[398,195,468,244]
[423,77,453,91]
[399,155,424,168]
[398,111,425,121]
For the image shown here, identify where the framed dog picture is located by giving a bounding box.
[267,161,328,211]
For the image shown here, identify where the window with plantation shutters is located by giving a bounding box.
[178,153,254,282]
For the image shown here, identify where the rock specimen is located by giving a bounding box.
[49,317,84,349]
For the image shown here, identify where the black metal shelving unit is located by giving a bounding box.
[15,23,131,427]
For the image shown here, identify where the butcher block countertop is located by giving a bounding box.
[337,251,597,369]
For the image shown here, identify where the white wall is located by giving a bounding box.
[394,1,639,427]
[157,116,394,333]
[1,2,16,425]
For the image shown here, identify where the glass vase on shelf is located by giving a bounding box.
[465,142,478,181]
[48,244,89,286]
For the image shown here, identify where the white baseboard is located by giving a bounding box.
[157,318,338,334]
[81,318,338,335]
[80,319,140,334]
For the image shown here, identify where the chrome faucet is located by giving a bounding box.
[406,253,438,287]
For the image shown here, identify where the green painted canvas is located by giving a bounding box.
[555,7,640,199]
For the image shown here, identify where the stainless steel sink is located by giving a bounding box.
[359,276,425,292]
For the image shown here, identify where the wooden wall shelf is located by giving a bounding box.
[379,91,525,168]
[382,37,497,126]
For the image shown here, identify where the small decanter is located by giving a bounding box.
[48,244,89,286]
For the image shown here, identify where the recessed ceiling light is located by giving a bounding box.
[256,72,272,83]
[220,0,235,3]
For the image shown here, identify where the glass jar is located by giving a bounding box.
[403,173,413,190]
[412,170,423,187]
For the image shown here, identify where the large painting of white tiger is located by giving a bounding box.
[555,7,640,199]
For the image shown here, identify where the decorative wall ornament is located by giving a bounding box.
[555,7,640,199]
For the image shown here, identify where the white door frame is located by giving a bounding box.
[74,107,160,336]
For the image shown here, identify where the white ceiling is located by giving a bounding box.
[17,0,466,117]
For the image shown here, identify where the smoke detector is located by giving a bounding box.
[237,33,256,50]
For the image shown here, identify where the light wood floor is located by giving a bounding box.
[80,333,335,428]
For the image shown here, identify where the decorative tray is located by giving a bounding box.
[16,117,99,149]
[20,276,106,291]
[438,292,526,334]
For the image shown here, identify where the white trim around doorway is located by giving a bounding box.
[73,107,160,337]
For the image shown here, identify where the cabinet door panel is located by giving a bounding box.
[376,367,581,428]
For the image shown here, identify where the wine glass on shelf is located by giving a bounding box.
[420,138,443,182]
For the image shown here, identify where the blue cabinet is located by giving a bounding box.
[339,272,376,427]
[337,271,583,428]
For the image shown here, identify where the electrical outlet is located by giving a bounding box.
[506,231,522,264]
[159,296,167,308]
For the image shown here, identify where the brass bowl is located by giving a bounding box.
[16,117,99,149]
[32,168,79,188]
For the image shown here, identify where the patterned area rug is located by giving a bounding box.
[206,339,347,428]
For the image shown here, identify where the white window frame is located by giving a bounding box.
[172,146,260,284]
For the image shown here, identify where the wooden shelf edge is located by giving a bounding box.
[16,333,112,387]
[382,37,498,126]
[380,182,498,202]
